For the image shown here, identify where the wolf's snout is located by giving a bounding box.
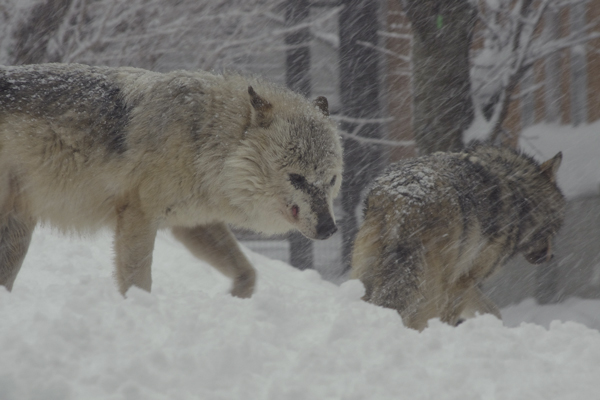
[315,214,337,240]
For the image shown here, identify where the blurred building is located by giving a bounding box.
[383,0,600,149]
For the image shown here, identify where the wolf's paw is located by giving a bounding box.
[230,270,256,299]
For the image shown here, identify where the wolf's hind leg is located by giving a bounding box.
[172,223,256,298]
[0,200,36,291]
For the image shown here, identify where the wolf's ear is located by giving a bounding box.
[540,152,562,184]
[248,86,273,128]
[313,96,329,117]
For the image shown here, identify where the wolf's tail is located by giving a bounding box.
[367,239,424,312]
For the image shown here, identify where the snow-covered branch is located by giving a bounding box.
[2,0,340,74]
[332,115,414,147]
[470,0,598,145]
[339,130,415,147]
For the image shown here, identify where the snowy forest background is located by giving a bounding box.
[0,0,599,308]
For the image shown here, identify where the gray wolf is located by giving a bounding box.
[350,143,564,330]
[0,63,343,297]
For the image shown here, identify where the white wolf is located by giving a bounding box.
[0,63,343,298]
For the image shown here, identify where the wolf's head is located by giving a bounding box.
[223,84,343,240]
[517,152,566,264]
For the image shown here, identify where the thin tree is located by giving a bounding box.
[338,0,383,272]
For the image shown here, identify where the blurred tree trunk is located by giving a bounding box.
[285,0,314,270]
[11,0,73,65]
[401,0,476,154]
[339,0,383,273]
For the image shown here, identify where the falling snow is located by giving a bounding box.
[1,0,599,398]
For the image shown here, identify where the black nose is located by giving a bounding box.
[315,214,337,240]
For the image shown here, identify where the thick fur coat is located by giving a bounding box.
[0,63,343,297]
[351,144,565,330]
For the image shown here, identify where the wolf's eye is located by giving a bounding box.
[289,173,307,189]
[330,176,337,187]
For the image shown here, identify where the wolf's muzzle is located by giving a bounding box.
[315,214,337,240]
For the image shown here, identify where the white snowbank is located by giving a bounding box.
[503,297,600,331]
[1,227,600,399]
[519,121,600,199]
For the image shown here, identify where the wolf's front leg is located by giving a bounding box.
[0,212,35,291]
[114,200,158,295]
[172,223,256,298]
[0,174,36,292]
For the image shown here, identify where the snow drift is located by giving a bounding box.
[1,228,599,399]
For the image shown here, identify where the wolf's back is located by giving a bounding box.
[0,64,131,154]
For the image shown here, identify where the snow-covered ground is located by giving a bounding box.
[1,121,599,399]
[2,227,600,400]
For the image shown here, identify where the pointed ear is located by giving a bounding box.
[248,86,273,128]
[540,152,562,184]
[313,96,329,117]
